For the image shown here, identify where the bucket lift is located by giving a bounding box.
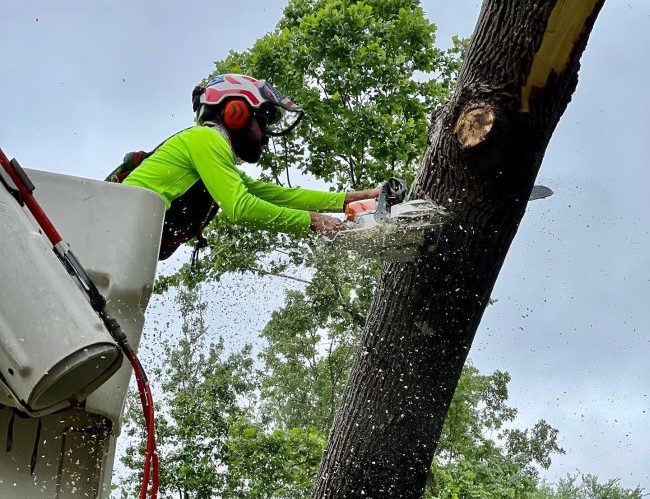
[0,154,165,498]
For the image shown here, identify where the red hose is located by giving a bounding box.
[128,349,159,499]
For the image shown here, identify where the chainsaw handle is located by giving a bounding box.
[387,178,407,204]
[374,177,407,222]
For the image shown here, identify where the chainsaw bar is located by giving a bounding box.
[324,199,447,261]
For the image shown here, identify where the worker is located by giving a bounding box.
[117,73,378,260]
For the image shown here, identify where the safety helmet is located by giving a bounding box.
[195,74,304,136]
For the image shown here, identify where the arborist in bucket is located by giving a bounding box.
[107,73,378,261]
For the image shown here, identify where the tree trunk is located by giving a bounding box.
[313,1,605,497]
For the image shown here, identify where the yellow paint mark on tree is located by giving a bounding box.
[521,0,599,112]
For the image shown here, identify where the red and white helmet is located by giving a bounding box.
[196,74,304,136]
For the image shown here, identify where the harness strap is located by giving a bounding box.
[30,418,42,475]
[6,409,15,452]
[5,408,43,475]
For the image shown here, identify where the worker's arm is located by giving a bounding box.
[189,128,314,236]
[240,174,346,213]
[341,188,380,206]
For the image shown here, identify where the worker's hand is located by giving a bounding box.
[309,212,347,238]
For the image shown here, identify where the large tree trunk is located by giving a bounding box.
[313,1,605,497]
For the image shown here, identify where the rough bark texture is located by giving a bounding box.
[313,1,605,498]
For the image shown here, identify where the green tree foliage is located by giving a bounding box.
[158,0,462,291]
[425,364,564,498]
[120,287,642,498]
[258,247,378,433]
[435,365,564,474]
[120,287,255,498]
[223,423,325,498]
[218,0,450,189]
[533,474,645,499]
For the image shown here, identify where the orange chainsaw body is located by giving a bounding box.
[345,199,377,221]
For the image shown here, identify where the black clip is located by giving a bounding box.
[0,163,23,205]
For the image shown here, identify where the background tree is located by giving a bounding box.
[120,287,255,498]
[121,282,572,498]
[257,248,378,433]
[120,287,639,498]
[155,0,463,293]
[223,423,325,499]
[532,474,645,499]
[425,364,563,498]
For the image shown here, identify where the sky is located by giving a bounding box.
[2,0,649,492]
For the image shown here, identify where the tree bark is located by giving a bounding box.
[313,1,605,497]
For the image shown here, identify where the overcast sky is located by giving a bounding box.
[2,0,649,491]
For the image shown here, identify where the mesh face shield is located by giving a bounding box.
[257,80,304,136]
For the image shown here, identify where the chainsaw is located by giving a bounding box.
[323,178,446,261]
[324,178,553,261]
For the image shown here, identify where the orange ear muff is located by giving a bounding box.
[223,99,251,130]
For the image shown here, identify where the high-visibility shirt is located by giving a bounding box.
[123,125,345,236]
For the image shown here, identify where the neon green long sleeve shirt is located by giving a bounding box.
[123,125,345,236]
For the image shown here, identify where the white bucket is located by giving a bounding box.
[0,179,122,416]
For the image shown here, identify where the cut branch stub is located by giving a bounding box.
[454,105,495,149]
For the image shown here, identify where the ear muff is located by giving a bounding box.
[222,99,251,130]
